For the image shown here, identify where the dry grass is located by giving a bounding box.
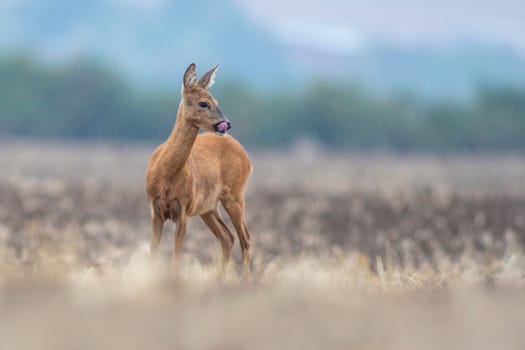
[1,142,525,349]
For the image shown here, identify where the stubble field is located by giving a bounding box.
[1,141,525,349]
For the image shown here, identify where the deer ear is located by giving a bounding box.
[183,63,197,90]
[198,64,218,89]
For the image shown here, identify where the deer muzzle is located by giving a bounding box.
[213,120,231,135]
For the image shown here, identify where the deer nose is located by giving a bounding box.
[226,121,231,130]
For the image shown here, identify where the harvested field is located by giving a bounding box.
[0,142,524,349]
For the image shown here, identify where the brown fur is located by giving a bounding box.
[146,64,252,276]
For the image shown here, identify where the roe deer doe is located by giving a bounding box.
[146,63,252,276]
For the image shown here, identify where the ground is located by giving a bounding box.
[0,142,524,349]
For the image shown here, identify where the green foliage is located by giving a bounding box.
[0,56,524,151]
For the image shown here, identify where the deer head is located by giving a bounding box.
[180,63,231,135]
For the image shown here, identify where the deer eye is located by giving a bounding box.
[198,101,209,108]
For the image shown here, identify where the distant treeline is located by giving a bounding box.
[1,56,524,151]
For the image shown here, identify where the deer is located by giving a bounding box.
[145,63,253,277]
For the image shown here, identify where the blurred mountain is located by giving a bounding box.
[291,42,525,100]
[1,0,525,99]
[0,0,293,87]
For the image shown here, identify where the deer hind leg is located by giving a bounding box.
[201,211,234,275]
[221,198,251,277]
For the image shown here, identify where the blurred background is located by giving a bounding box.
[2,4,525,348]
[1,0,524,151]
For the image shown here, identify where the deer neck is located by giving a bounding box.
[162,103,199,176]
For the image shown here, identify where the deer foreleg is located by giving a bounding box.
[172,214,188,272]
[150,204,164,256]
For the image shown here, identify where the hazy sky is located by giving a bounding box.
[1,0,522,59]
[235,0,525,54]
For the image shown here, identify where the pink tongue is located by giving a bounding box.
[216,121,228,132]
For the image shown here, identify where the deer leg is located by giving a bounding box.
[172,215,188,272]
[201,211,234,276]
[150,206,164,256]
[222,199,251,278]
